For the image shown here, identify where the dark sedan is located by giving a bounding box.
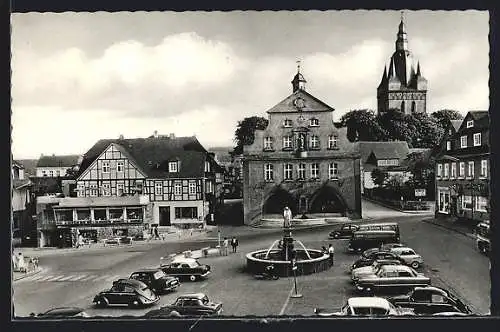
[31,307,89,318]
[355,265,430,295]
[129,269,180,294]
[160,257,211,281]
[93,279,160,308]
[351,253,406,271]
[329,223,359,239]
[163,293,222,316]
[387,286,472,315]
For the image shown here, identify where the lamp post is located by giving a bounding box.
[290,257,302,298]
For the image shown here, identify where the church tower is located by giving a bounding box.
[377,13,428,115]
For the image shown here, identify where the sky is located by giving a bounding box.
[11,10,489,159]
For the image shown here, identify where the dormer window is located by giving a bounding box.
[283,119,293,128]
[309,118,319,127]
[204,161,211,172]
[466,120,474,128]
[169,161,178,173]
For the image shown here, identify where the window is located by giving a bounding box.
[467,120,474,128]
[451,163,457,178]
[387,159,399,166]
[329,163,339,179]
[297,163,306,180]
[481,160,488,178]
[175,207,198,219]
[310,135,319,149]
[206,181,213,193]
[204,161,211,172]
[444,164,449,178]
[90,184,98,197]
[76,209,91,222]
[102,161,110,173]
[174,183,182,195]
[49,170,54,177]
[264,137,273,150]
[378,159,388,166]
[117,161,124,172]
[264,164,274,181]
[328,135,338,149]
[468,161,474,178]
[109,208,124,220]
[117,183,124,196]
[460,136,467,148]
[310,163,319,179]
[437,164,442,177]
[77,184,85,197]
[283,136,292,149]
[476,196,488,212]
[459,162,465,177]
[462,195,472,210]
[309,118,319,127]
[189,182,196,195]
[169,161,178,173]
[446,141,451,151]
[155,182,163,195]
[284,164,293,180]
[473,133,482,146]
[56,170,61,177]
[438,190,450,213]
[283,119,293,127]
[102,183,111,196]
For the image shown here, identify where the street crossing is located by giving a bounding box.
[21,272,123,283]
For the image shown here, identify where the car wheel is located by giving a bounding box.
[190,275,197,282]
[95,297,108,308]
[411,261,420,269]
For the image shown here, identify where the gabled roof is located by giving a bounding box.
[37,155,80,168]
[450,120,462,132]
[13,178,31,190]
[469,110,489,120]
[16,159,38,176]
[266,89,335,114]
[78,136,210,179]
[457,111,490,132]
[357,141,410,164]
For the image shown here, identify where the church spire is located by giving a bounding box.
[396,11,409,51]
[416,61,421,76]
[291,60,307,93]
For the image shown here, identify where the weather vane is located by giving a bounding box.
[296,60,301,73]
[401,10,404,22]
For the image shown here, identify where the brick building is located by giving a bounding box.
[243,67,362,225]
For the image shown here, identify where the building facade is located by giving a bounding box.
[36,154,81,177]
[243,68,362,225]
[435,111,490,223]
[36,134,224,247]
[12,161,35,246]
[377,17,428,115]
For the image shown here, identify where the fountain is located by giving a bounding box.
[246,226,332,277]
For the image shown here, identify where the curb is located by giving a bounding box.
[13,267,43,282]
[362,197,434,214]
[421,218,476,239]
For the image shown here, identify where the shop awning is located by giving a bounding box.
[54,195,149,208]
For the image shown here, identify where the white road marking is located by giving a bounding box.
[81,275,99,281]
[68,274,88,281]
[58,275,77,281]
[30,274,47,281]
[279,284,295,315]
[38,275,55,281]
[47,275,66,281]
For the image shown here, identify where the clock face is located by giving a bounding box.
[294,97,305,110]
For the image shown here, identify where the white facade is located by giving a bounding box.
[36,167,69,177]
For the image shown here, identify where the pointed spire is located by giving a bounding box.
[382,66,388,80]
[291,60,307,93]
[399,11,406,33]
[388,58,395,77]
[416,61,421,76]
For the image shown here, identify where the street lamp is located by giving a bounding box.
[290,256,302,298]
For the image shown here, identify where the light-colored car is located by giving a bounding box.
[379,243,405,251]
[314,297,414,316]
[351,259,402,284]
[390,247,424,269]
[355,265,430,294]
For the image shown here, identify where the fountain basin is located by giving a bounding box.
[246,249,331,277]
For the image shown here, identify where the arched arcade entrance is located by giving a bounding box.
[262,187,296,216]
[309,185,348,216]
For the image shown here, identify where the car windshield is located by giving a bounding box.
[154,271,166,279]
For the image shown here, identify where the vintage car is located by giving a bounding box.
[329,223,360,239]
[163,293,223,316]
[160,257,211,281]
[129,269,180,294]
[351,259,404,284]
[387,286,472,315]
[348,231,398,253]
[379,243,405,251]
[314,297,414,317]
[351,252,405,271]
[354,264,430,295]
[31,307,89,318]
[93,278,160,308]
[389,247,424,269]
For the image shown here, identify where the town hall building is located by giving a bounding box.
[242,66,362,225]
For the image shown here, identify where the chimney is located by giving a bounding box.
[169,133,175,139]
[119,134,124,140]
[153,130,158,138]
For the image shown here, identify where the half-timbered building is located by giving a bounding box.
[36,133,224,247]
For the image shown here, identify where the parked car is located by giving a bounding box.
[93,279,160,308]
[129,269,180,294]
[160,257,211,281]
[163,293,222,316]
[329,223,359,239]
[361,247,382,258]
[314,297,414,316]
[31,307,89,318]
[387,286,472,315]
[389,247,424,269]
[379,243,405,251]
[354,265,430,295]
[351,251,405,271]
[351,259,404,284]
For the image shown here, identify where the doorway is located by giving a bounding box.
[299,196,308,214]
[159,207,171,226]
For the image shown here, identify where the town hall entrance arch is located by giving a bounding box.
[262,188,296,216]
[309,185,347,215]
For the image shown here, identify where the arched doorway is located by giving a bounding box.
[309,185,347,215]
[262,187,296,215]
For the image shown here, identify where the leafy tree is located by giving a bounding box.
[376,109,417,144]
[408,113,444,148]
[338,109,388,142]
[371,168,388,187]
[233,116,269,155]
[431,109,464,132]
[65,167,79,178]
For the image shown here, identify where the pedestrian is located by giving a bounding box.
[231,237,238,253]
[223,237,229,256]
[154,226,160,240]
[328,244,335,266]
[17,252,27,273]
[12,253,18,271]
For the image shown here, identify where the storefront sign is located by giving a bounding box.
[415,189,427,197]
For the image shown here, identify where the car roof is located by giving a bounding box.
[177,293,207,300]
[171,257,198,263]
[359,222,398,227]
[414,286,447,294]
[42,307,85,315]
[380,264,411,272]
[391,247,414,252]
[132,268,162,273]
[114,278,148,287]
[348,297,390,309]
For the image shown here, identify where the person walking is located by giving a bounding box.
[17,252,27,273]
[223,237,229,256]
[231,237,239,253]
[328,244,335,266]
[154,226,160,240]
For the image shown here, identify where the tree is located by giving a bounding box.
[338,109,388,142]
[376,109,417,144]
[408,112,444,148]
[431,109,464,132]
[233,116,269,155]
[371,168,388,187]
